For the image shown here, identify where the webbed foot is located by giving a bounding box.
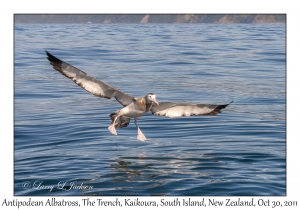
[137,127,146,141]
[108,124,117,135]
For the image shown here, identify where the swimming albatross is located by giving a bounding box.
[46,51,232,141]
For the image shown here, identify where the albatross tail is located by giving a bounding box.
[109,113,131,128]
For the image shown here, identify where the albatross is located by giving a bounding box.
[46,51,232,141]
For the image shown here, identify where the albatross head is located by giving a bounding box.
[146,93,159,106]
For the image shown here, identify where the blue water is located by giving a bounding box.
[14,23,286,196]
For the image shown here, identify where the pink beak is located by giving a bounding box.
[152,98,159,106]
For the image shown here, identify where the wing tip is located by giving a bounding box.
[45,50,63,65]
[221,100,234,108]
[45,50,52,57]
[208,101,233,115]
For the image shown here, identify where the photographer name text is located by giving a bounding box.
[2,197,298,208]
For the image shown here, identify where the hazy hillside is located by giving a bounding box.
[15,14,285,24]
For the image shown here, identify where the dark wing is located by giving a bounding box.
[46,51,134,107]
[151,101,233,118]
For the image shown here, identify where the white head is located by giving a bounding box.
[146,93,159,106]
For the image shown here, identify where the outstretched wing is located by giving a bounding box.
[151,101,233,118]
[46,51,134,107]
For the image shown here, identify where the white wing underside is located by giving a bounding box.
[151,102,231,118]
[46,51,134,107]
[154,105,214,118]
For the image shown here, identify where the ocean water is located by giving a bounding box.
[14,23,286,196]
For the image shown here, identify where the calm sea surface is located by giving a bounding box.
[14,23,286,196]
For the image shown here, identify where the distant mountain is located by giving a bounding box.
[14,14,285,24]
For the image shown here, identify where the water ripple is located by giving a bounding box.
[14,23,285,196]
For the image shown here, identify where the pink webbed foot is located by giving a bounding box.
[108,124,117,135]
[137,127,146,141]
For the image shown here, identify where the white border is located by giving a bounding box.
[2,0,299,209]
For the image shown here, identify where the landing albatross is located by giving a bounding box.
[46,51,232,141]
